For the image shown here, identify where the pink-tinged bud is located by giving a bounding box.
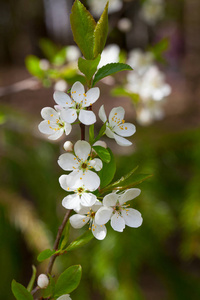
[37,274,49,289]
[63,141,73,152]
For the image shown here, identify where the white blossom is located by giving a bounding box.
[70,201,107,240]
[117,18,132,32]
[98,44,120,69]
[95,189,143,232]
[56,294,72,300]
[58,140,102,190]
[127,49,154,76]
[53,81,100,125]
[37,274,49,289]
[38,107,72,140]
[140,0,164,25]
[60,174,97,209]
[88,0,122,17]
[66,45,81,62]
[99,105,136,146]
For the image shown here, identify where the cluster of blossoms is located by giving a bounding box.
[38,81,143,240]
[126,49,171,125]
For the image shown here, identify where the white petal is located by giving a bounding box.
[48,128,64,140]
[103,193,118,207]
[56,294,72,300]
[59,175,71,191]
[58,153,78,171]
[119,188,141,205]
[71,81,84,103]
[95,207,113,225]
[61,108,77,124]
[74,140,91,161]
[98,105,107,123]
[70,214,89,228]
[92,221,107,240]
[91,200,103,212]
[113,133,132,146]
[38,120,54,134]
[121,208,143,228]
[62,194,81,209]
[111,213,125,232]
[84,87,100,106]
[109,107,125,127]
[79,110,96,125]
[64,123,72,135]
[92,158,103,171]
[41,107,59,122]
[53,91,73,107]
[114,123,136,137]
[82,170,100,190]
[105,127,115,139]
[80,192,97,207]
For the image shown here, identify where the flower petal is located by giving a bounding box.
[58,153,78,171]
[92,158,103,171]
[70,214,89,228]
[103,193,118,207]
[92,221,107,240]
[64,123,72,135]
[84,87,100,106]
[111,212,125,232]
[109,107,125,127]
[48,128,64,140]
[114,123,136,137]
[74,140,91,161]
[53,91,73,107]
[105,127,115,139]
[121,208,143,228]
[79,110,96,125]
[119,188,141,205]
[59,175,71,191]
[80,192,97,207]
[61,108,77,124]
[113,133,132,146]
[95,207,113,225]
[41,107,59,122]
[38,120,54,134]
[82,170,100,191]
[71,81,84,103]
[98,105,107,123]
[62,194,81,209]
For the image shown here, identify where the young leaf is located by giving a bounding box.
[93,122,107,143]
[65,230,94,252]
[106,166,139,190]
[111,87,140,104]
[25,55,44,79]
[54,265,82,297]
[99,148,116,188]
[93,63,133,86]
[39,38,58,62]
[92,146,111,163]
[11,280,33,300]
[27,265,37,292]
[93,2,108,57]
[59,220,71,250]
[78,55,101,82]
[37,249,56,262]
[70,0,96,59]
[89,124,94,144]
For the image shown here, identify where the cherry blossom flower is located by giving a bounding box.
[58,140,102,190]
[88,0,122,17]
[38,107,72,140]
[59,174,97,209]
[70,201,107,240]
[95,188,143,232]
[53,81,100,125]
[127,49,154,76]
[99,105,136,146]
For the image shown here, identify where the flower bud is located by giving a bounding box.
[57,294,72,300]
[37,274,49,289]
[93,140,107,149]
[54,80,68,92]
[63,141,73,152]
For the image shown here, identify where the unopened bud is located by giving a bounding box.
[37,274,49,289]
[63,141,73,152]
[90,160,96,167]
[57,294,72,300]
[93,140,107,149]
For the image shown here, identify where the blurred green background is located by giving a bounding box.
[1,0,200,299]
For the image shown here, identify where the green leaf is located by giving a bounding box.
[93,63,133,86]
[59,220,70,250]
[93,2,108,57]
[106,166,139,190]
[148,38,169,63]
[37,249,56,262]
[99,148,116,188]
[92,146,111,163]
[39,38,58,62]
[89,124,94,144]
[25,55,44,78]
[78,54,101,82]
[94,122,107,143]
[65,230,94,252]
[42,276,55,298]
[111,87,140,104]
[70,0,96,59]
[27,265,37,292]
[52,47,67,66]
[11,280,33,300]
[54,265,82,297]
